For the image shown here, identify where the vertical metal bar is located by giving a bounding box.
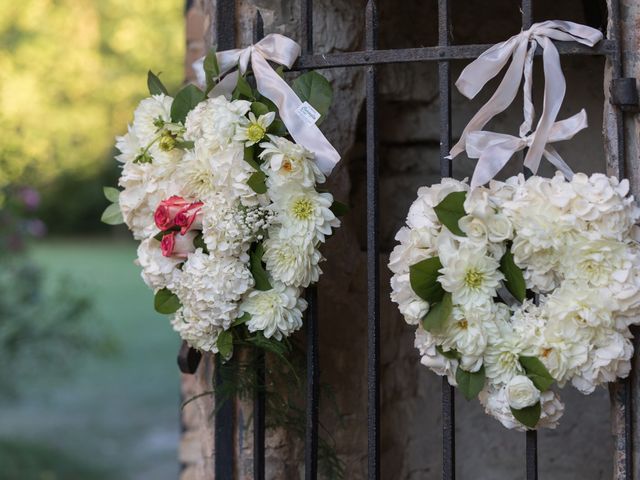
[608,2,633,478]
[250,13,267,480]
[214,3,236,478]
[300,1,320,477]
[216,0,236,50]
[215,356,235,480]
[520,2,539,479]
[365,1,380,479]
[438,2,455,480]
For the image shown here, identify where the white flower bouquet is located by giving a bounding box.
[390,173,640,430]
[102,48,343,359]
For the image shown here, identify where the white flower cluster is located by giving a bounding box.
[116,93,340,354]
[390,172,640,430]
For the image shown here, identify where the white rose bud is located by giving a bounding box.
[506,375,540,410]
[459,215,488,242]
[486,213,513,243]
[400,298,430,323]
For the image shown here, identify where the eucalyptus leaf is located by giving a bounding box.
[147,70,168,95]
[247,171,267,194]
[511,402,541,429]
[170,84,205,124]
[101,203,124,225]
[292,71,333,124]
[154,288,181,314]
[433,191,467,237]
[217,330,234,360]
[456,365,486,401]
[409,257,445,304]
[103,186,120,203]
[330,201,349,217]
[250,243,272,291]
[422,293,452,332]
[500,249,526,302]
[519,356,554,392]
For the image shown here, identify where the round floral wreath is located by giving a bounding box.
[104,68,341,358]
[390,172,640,430]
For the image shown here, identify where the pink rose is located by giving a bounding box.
[160,231,198,258]
[154,196,190,230]
[175,201,204,234]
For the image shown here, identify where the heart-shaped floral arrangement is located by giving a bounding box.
[389,172,640,430]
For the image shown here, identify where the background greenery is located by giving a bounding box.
[1,1,187,478]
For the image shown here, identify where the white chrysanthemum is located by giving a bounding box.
[171,307,223,353]
[561,238,633,288]
[118,160,181,239]
[173,249,254,330]
[545,282,615,332]
[115,126,143,164]
[270,184,340,243]
[439,305,489,372]
[136,238,183,291]
[438,244,504,307]
[241,282,307,340]
[202,200,273,257]
[259,135,325,188]
[388,226,439,275]
[262,231,323,288]
[235,112,275,147]
[185,96,251,153]
[177,143,258,206]
[414,326,457,386]
[484,320,526,385]
[390,273,429,325]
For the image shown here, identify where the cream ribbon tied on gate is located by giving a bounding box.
[192,33,341,176]
[448,20,603,188]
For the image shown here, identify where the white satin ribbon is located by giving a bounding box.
[449,20,603,186]
[193,34,340,176]
[466,109,587,188]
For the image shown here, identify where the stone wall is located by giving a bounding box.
[179,1,638,479]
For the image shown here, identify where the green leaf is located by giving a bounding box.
[519,356,554,392]
[103,186,120,203]
[500,249,526,302]
[511,402,541,429]
[203,48,220,94]
[251,101,271,117]
[267,118,287,136]
[232,74,254,101]
[170,84,205,124]
[434,191,467,237]
[456,365,486,401]
[244,145,260,170]
[250,243,272,291]
[409,257,445,304]
[147,70,168,95]
[193,232,209,254]
[176,140,195,150]
[217,330,233,360]
[436,345,460,360]
[330,200,349,217]
[101,203,124,225]
[154,288,181,314]
[422,293,452,332]
[247,171,267,194]
[232,312,251,327]
[292,71,333,124]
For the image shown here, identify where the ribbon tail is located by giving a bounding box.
[470,142,522,189]
[542,146,574,180]
[251,53,340,175]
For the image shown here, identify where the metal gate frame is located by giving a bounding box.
[208,0,633,478]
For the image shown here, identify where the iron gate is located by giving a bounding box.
[203,0,634,478]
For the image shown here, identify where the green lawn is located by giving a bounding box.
[0,238,181,480]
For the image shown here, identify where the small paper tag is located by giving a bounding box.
[295,102,321,126]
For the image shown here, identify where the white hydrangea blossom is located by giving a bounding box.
[390,172,640,430]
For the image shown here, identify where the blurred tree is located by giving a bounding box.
[0,0,184,195]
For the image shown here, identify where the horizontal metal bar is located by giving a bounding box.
[293,40,616,71]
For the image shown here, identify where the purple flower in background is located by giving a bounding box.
[19,187,41,211]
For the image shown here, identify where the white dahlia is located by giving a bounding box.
[262,231,323,288]
[241,282,307,340]
[259,135,325,188]
[185,96,250,153]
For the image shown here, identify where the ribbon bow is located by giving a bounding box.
[193,34,340,176]
[449,20,603,188]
